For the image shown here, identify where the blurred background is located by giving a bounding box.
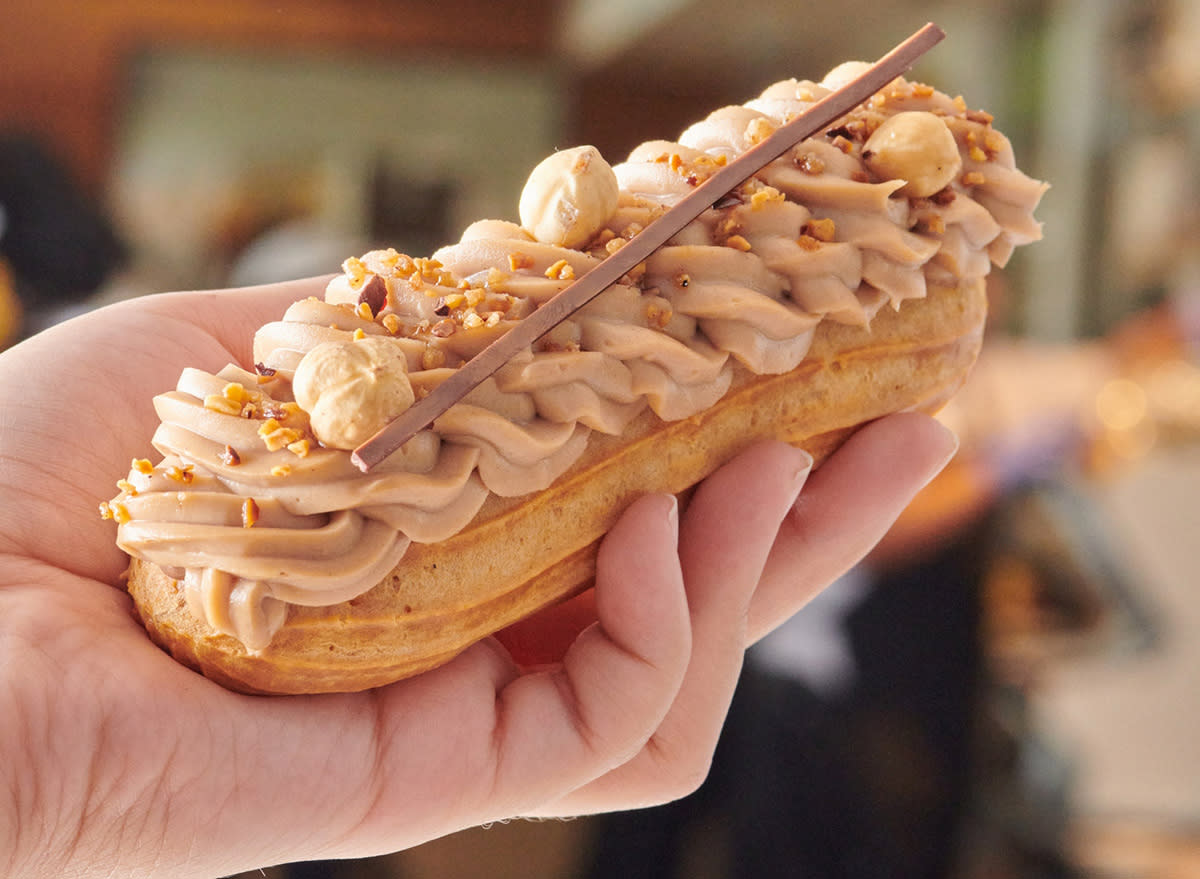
[3,0,1198,876]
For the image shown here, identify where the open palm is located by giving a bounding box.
[0,277,957,877]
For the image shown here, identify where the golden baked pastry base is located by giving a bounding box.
[127,279,987,694]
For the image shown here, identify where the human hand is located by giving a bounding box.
[0,279,956,877]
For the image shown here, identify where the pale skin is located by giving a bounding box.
[0,277,958,877]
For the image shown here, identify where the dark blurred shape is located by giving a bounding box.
[0,133,126,317]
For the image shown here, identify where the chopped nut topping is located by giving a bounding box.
[166,465,195,484]
[462,310,484,329]
[914,214,946,236]
[342,256,367,287]
[749,186,785,209]
[605,237,627,255]
[645,302,673,328]
[357,274,388,316]
[485,311,503,328]
[242,498,260,528]
[545,259,575,281]
[745,116,776,145]
[724,234,752,252]
[433,298,451,317]
[116,478,138,496]
[431,318,457,338]
[465,287,486,307]
[961,170,986,187]
[203,393,242,416]
[969,145,988,163]
[255,362,277,377]
[355,301,374,321]
[111,502,132,525]
[221,445,242,466]
[132,458,154,475]
[797,234,823,251]
[381,313,402,335]
[98,501,113,520]
[258,419,304,451]
[508,252,534,271]
[353,328,366,340]
[674,272,691,288]
[912,83,935,98]
[804,218,837,242]
[421,345,447,370]
[271,464,292,478]
[287,439,311,458]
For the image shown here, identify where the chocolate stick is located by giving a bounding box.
[352,22,945,472]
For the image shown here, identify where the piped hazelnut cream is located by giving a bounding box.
[107,70,1047,652]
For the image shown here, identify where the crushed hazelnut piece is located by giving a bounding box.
[258,419,303,451]
[116,478,138,496]
[355,301,374,321]
[912,83,935,98]
[485,311,503,328]
[508,252,534,271]
[342,256,367,287]
[431,318,457,338]
[804,218,837,242]
[962,171,986,187]
[111,503,132,525]
[203,393,242,416]
[797,235,822,251]
[724,234,752,252]
[462,310,484,329]
[271,464,292,478]
[645,302,673,328]
[605,237,627,255]
[750,187,785,209]
[242,498,260,528]
[546,259,575,281]
[98,501,113,520]
[421,346,447,370]
[969,145,988,163]
[465,287,486,307]
[132,458,154,475]
[382,313,402,335]
[287,439,311,458]
[221,445,242,466]
[745,116,776,145]
[353,328,366,340]
[166,465,195,484]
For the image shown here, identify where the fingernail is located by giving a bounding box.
[921,420,961,489]
[664,494,679,534]
[789,448,815,500]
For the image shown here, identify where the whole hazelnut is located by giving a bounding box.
[862,111,962,198]
[292,337,414,450]
[518,145,619,249]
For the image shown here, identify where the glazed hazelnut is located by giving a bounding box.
[518,145,619,249]
[862,111,962,198]
[292,337,414,450]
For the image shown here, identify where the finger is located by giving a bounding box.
[486,493,692,814]
[747,412,959,642]
[529,440,813,815]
